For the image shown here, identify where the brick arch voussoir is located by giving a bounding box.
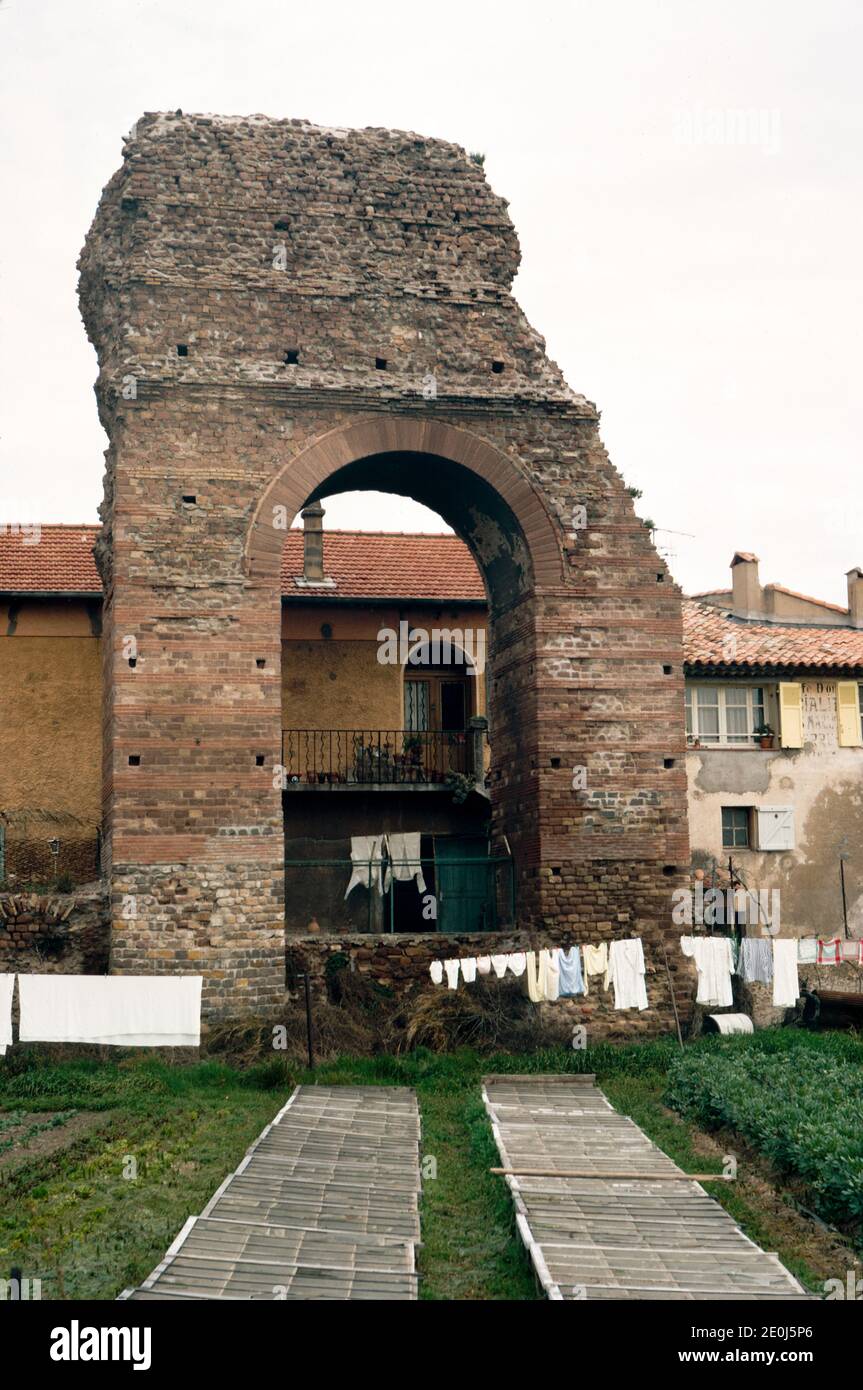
[244,419,563,586]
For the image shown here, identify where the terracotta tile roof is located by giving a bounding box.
[0,524,100,593]
[683,599,863,673]
[281,529,486,601]
[0,525,486,602]
[5,527,861,671]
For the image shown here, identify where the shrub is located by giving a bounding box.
[666,1043,863,1225]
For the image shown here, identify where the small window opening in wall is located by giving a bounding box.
[662,864,677,877]
[182,494,196,505]
[128,657,137,669]
[284,349,299,365]
[491,360,505,374]
[551,866,562,878]
[663,664,673,675]
[255,658,266,669]
[177,344,189,357]
[375,357,387,370]
[657,572,665,582]
[255,754,265,767]
[128,754,141,766]
[550,757,561,768]
[663,757,675,768]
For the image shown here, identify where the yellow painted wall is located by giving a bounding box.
[0,599,102,881]
[280,604,488,730]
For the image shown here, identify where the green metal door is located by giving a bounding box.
[434,836,492,934]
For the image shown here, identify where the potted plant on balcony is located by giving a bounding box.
[754,722,775,750]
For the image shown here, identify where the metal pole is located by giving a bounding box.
[303,971,314,1070]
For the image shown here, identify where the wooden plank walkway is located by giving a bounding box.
[119,1085,422,1300]
[483,1074,813,1302]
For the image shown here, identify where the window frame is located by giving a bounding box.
[721,806,751,848]
[686,682,769,746]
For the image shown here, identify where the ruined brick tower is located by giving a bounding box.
[79,114,689,1022]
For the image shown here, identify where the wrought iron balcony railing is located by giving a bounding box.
[281,728,475,787]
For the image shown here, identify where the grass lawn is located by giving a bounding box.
[0,1035,859,1299]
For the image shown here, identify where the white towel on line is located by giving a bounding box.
[443,959,460,990]
[476,956,492,975]
[0,973,14,1056]
[17,975,202,1047]
[429,961,444,985]
[490,954,508,979]
[461,957,477,983]
[506,952,527,978]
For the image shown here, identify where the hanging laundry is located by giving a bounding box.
[524,951,543,1003]
[817,938,842,965]
[842,940,863,965]
[607,939,648,1010]
[17,975,202,1047]
[0,974,14,1057]
[476,956,492,975]
[429,961,444,985]
[383,832,427,894]
[490,954,509,979]
[461,958,477,984]
[737,938,773,986]
[443,959,460,990]
[344,835,386,898]
[772,940,800,1008]
[506,952,527,978]
[680,936,734,1007]
[537,949,560,1002]
[797,938,818,964]
[582,942,608,989]
[558,946,586,998]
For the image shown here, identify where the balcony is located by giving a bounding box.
[281,726,486,790]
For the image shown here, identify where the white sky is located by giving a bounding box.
[1,0,861,603]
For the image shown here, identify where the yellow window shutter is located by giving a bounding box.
[778,682,803,748]
[837,680,862,747]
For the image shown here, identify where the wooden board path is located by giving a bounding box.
[119,1085,422,1301]
[483,1074,813,1302]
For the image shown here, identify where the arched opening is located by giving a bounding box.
[268,440,551,938]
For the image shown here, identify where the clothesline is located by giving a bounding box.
[681,934,863,1011]
[429,940,650,1011]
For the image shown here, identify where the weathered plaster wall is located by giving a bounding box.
[687,678,863,935]
[0,599,102,883]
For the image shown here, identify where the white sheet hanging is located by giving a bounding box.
[681,936,735,1007]
[344,835,386,897]
[772,940,800,1008]
[0,973,14,1056]
[17,975,202,1047]
[383,832,427,894]
[607,939,648,1011]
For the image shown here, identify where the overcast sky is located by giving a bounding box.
[1,0,861,602]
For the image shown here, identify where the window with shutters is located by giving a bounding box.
[686,684,771,745]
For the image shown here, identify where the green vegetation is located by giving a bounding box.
[0,1032,859,1299]
[666,1038,863,1225]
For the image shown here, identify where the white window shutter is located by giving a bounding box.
[778,683,803,748]
[836,681,862,747]
[756,805,795,850]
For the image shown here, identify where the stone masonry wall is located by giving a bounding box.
[78,114,690,1025]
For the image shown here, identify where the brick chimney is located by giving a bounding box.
[730,551,761,618]
[301,503,325,581]
[847,567,863,628]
